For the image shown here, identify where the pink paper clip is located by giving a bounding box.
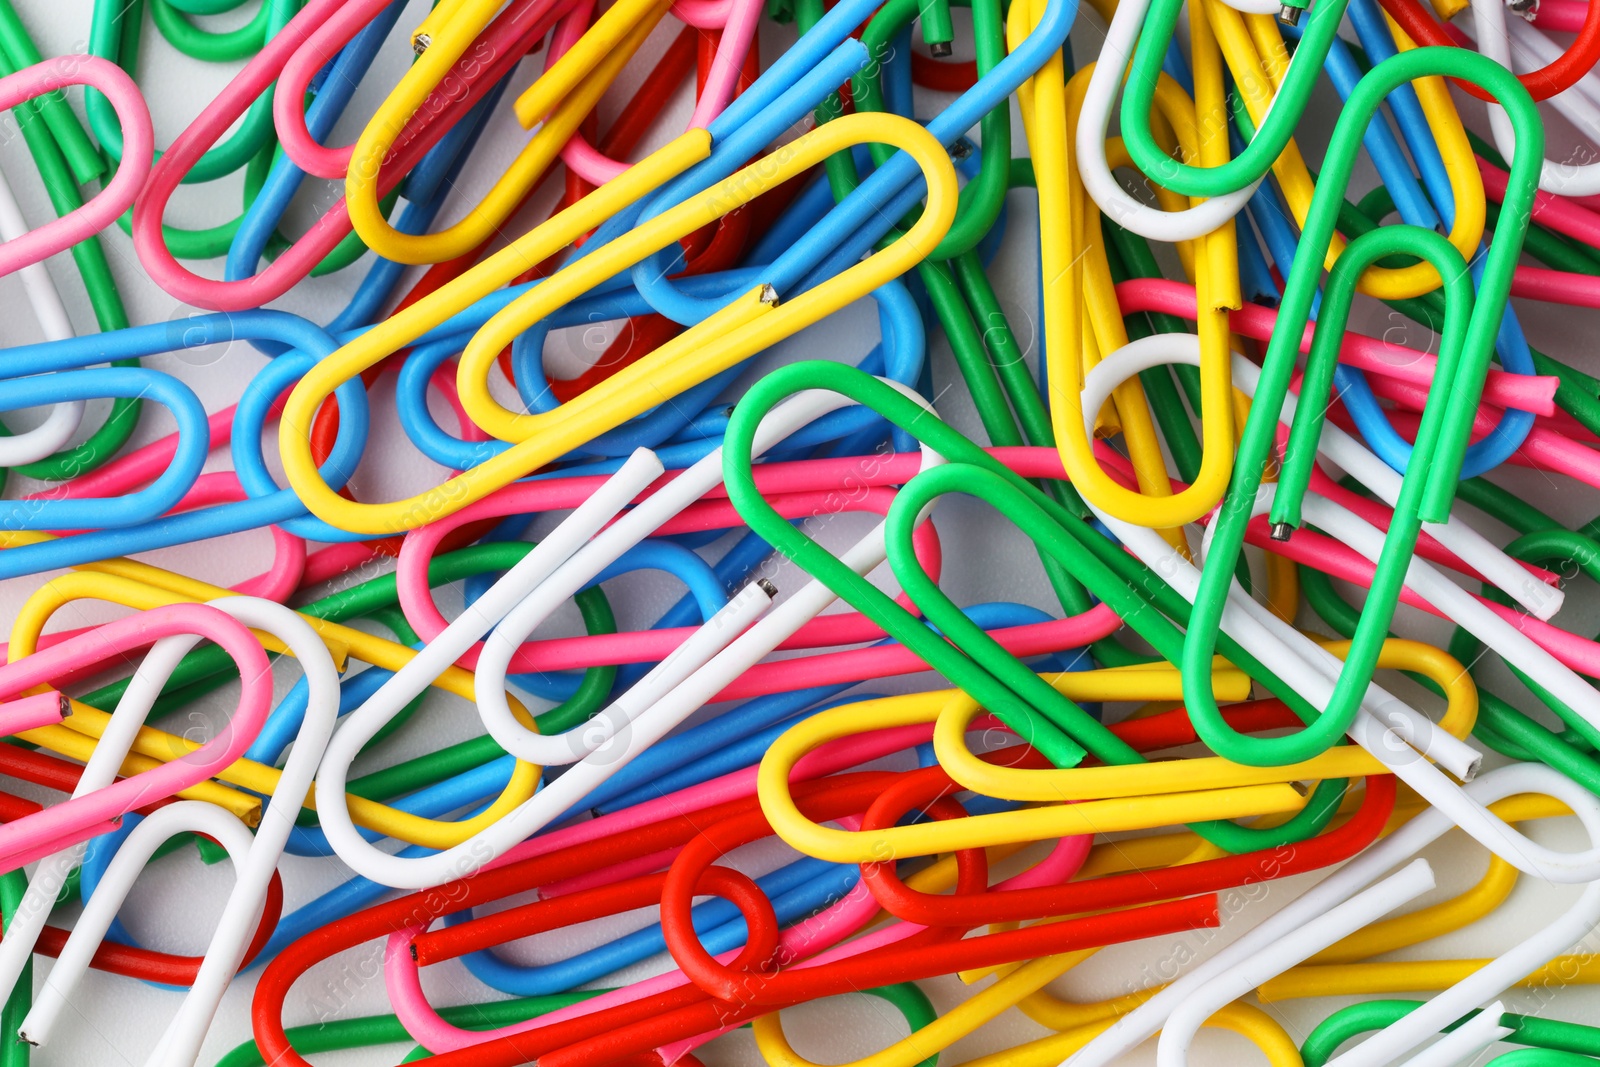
[0,601,273,873]
[0,55,152,277]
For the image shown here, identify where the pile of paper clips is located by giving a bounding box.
[6,0,1600,1059]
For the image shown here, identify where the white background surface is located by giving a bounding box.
[1,0,1600,1064]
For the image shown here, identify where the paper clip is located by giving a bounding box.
[0,57,150,277]
[275,113,957,535]
[1181,46,1541,766]
[0,598,336,1067]
[316,384,952,886]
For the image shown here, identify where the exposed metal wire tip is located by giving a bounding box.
[756,578,779,598]
[412,32,432,54]
[929,40,953,56]
[1277,4,1302,24]
[1269,521,1294,542]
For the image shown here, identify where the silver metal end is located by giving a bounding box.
[412,32,432,55]
[1277,3,1302,23]
[1269,521,1293,542]
[929,40,953,56]
[756,578,779,598]
[950,137,974,161]
[758,284,780,306]
[1288,779,1312,797]
[57,693,71,719]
